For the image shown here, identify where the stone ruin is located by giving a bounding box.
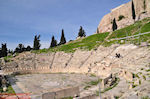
[101,74,118,90]
[42,86,96,99]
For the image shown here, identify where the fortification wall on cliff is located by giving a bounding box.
[97,0,150,33]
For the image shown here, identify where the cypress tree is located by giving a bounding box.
[33,35,41,50]
[59,29,66,45]
[97,28,99,33]
[132,0,136,20]
[112,18,117,31]
[1,43,7,57]
[50,36,57,48]
[0,49,2,58]
[78,26,86,37]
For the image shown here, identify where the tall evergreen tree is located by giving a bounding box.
[50,36,57,48]
[112,18,117,31]
[132,0,136,20]
[78,26,86,37]
[97,28,99,33]
[1,43,7,57]
[59,29,66,45]
[33,35,41,50]
[0,49,2,58]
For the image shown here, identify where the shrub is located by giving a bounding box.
[118,15,125,21]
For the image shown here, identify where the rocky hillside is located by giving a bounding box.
[97,0,150,33]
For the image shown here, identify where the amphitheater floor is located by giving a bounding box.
[8,73,97,99]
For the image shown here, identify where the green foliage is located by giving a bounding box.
[84,85,91,90]
[33,17,150,53]
[118,15,125,21]
[143,0,146,10]
[112,18,118,31]
[132,84,138,88]
[146,69,150,72]
[59,29,66,45]
[139,80,141,85]
[61,97,73,99]
[34,32,109,53]
[132,0,136,20]
[143,75,146,80]
[4,55,13,62]
[50,36,57,48]
[114,96,120,99]
[142,96,150,99]
[78,26,86,37]
[0,85,15,94]
[141,22,150,33]
[1,43,8,57]
[33,35,41,50]
[90,73,97,77]
[88,80,99,85]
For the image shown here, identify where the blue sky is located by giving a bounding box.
[0,0,130,50]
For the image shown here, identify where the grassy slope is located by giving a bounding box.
[34,17,150,53]
[34,32,109,53]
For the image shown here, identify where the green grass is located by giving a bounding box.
[146,69,150,72]
[33,32,109,53]
[88,80,100,85]
[143,75,146,80]
[141,22,150,33]
[4,55,13,62]
[90,73,97,77]
[108,17,150,39]
[32,17,150,53]
[61,97,73,99]
[84,85,91,90]
[142,96,150,99]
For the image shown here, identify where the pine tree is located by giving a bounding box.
[132,0,136,20]
[33,35,41,50]
[59,29,66,45]
[78,26,86,37]
[1,43,7,57]
[50,36,57,48]
[112,18,117,31]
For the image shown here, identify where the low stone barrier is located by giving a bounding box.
[42,86,80,99]
[3,66,51,75]
[77,94,97,99]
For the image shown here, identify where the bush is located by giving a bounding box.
[118,15,125,21]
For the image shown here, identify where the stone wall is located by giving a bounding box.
[97,0,150,33]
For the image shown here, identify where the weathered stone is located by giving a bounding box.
[97,0,150,33]
[78,94,97,99]
[42,92,55,99]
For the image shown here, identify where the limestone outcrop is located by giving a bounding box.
[97,0,150,33]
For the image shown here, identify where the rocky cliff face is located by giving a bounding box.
[97,0,150,33]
